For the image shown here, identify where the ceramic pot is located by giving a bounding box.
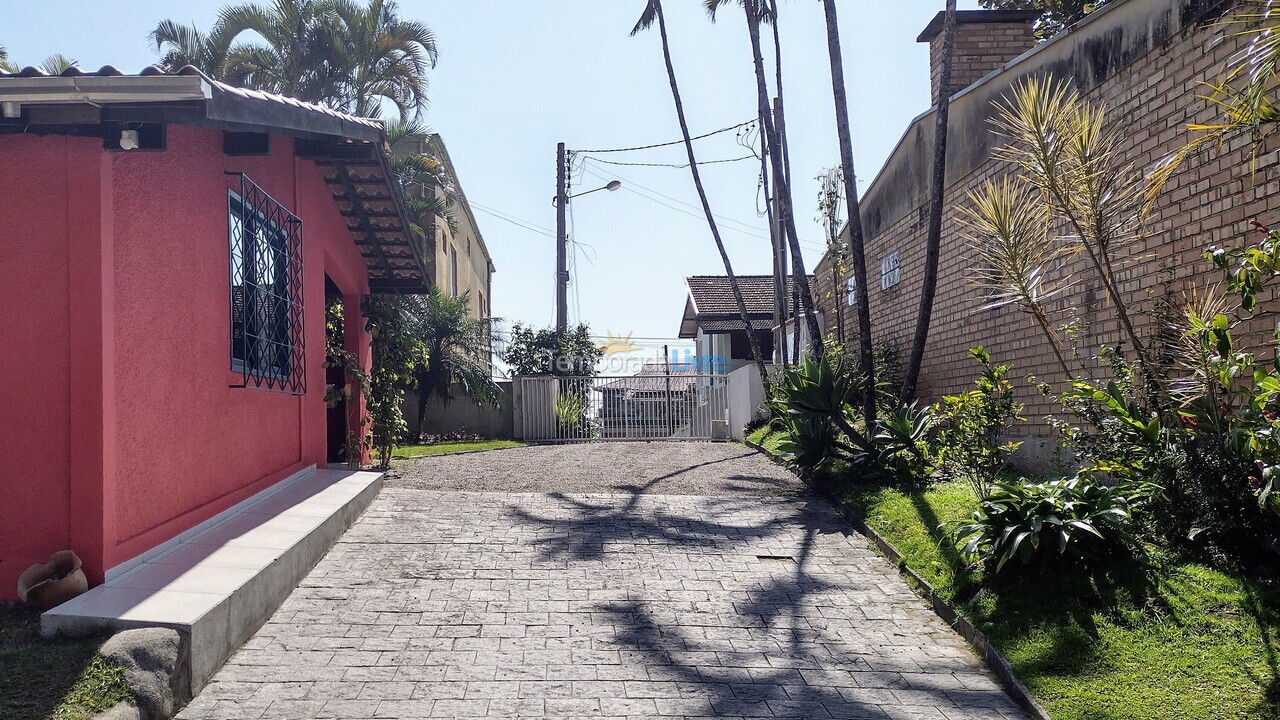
[17,550,89,611]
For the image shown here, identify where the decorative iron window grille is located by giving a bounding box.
[227,172,305,394]
[880,251,901,291]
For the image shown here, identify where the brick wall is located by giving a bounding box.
[814,0,1275,435]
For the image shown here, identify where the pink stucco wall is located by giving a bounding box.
[0,134,79,595]
[0,126,372,596]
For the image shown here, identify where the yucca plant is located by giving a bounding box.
[773,414,840,472]
[1148,1,1280,206]
[960,177,1078,382]
[990,76,1157,390]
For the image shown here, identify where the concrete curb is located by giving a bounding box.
[745,438,1053,720]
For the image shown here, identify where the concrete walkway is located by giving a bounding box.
[178,443,1026,719]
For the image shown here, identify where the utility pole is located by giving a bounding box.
[772,98,790,367]
[555,142,568,335]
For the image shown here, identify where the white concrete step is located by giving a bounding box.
[42,467,383,693]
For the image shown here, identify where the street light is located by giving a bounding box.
[568,180,622,199]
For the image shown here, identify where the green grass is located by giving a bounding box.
[0,606,134,720]
[392,439,525,459]
[751,426,1280,719]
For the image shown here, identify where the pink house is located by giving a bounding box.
[0,65,429,599]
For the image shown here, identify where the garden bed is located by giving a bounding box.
[749,426,1280,720]
[0,605,133,720]
[392,439,525,459]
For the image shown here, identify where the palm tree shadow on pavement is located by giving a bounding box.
[505,477,996,717]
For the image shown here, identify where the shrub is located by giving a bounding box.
[932,347,1024,498]
[952,474,1151,573]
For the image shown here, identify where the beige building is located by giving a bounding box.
[394,133,496,369]
[392,133,496,320]
[428,134,495,321]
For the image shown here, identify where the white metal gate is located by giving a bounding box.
[514,374,730,442]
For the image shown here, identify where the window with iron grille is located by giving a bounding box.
[227,173,305,394]
[845,274,858,305]
[880,251,901,291]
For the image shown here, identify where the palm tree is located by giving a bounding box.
[328,0,438,119]
[705,0,824,362]
[149,20,237,76]
[0,45,80,75]
[406,288,500,439]
[148,0,437,118]
[214,0,342,101]
[820,0,876,425]
[385,122,452,225]
[631,0,769,380]
[901,0,957,402]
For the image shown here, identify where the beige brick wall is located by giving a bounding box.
[814,0,1279,434]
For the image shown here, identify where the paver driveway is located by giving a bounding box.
[179,443,1026,720]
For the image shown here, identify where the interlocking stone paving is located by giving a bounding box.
[178,443,1026,720]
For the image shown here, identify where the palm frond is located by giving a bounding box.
[38,54,78,75]
[631,0,661,36]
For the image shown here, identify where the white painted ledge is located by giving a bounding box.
[42,467,383,693]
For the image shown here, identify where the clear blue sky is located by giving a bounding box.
[5,0,983,364]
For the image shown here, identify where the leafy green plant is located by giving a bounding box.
[363,294,427,468]
[503,323,603,377]
[406,287,501,439]
[932,347,1024,499]
[952,474,1149,572]
[553,390,594,437]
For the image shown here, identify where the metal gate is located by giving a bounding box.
[514,374,730,442]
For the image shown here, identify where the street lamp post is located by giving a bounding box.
[554,142,620,334]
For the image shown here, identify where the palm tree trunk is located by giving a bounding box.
[650,0,769,379]
[820,0,876,424]
[415,379,431,439]
[901,0,957,403]
[743,5,823,361]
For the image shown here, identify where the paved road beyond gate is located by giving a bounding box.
[513,375,730,442]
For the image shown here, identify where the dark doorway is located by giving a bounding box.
[325,277,348,464]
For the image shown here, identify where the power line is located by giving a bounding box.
[574,119,756,154]
[581,154,758,169]
[468,201,556,238]
[583,164,826,251]
[584,161,769,237]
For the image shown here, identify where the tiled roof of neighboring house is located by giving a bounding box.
[0,64,428,292]
[686,275,778,315]
[679,274,811,338]
[694,316,771,333]
[599,361,700,391]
